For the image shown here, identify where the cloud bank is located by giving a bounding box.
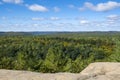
[27,4,48,12]
[2,0,23,4]
[81,1,120,11]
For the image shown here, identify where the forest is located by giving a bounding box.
[0,32,120,73]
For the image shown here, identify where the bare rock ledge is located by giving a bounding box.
[0,62,120,80]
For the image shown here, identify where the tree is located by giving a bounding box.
[12,51,26,70]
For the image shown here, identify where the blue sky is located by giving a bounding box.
[0,0,120,31]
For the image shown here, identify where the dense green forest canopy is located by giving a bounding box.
[0,32,120,73]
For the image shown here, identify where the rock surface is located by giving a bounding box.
[80,62,120,80]
[0,62,120,80]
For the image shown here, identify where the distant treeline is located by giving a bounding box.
[0,32,120,73]
[0,31,120,36]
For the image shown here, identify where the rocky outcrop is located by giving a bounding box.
[80,62,120,80]
[0,62,120,80]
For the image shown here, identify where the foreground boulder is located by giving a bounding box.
[80,62,120,80]
[0,62,120,80]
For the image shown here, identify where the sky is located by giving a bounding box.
[0,0,120,31]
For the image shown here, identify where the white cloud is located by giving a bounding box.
[53,7,60,12]
[33,23,39,27]
[2,0,23,4]
[28,4,48,12]
[50,17,60,20]
[78,7,85,11]
[82,1,120,11]
[68,4,75,8]
[80,20,89,24]
[32,17,45,21]
[31,17,60,21]
[107,14,120,20]
[106,14,120,25]
[78,14,120,28]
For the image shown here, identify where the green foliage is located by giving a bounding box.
[0,32,118,73]
[107,38,120,62]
